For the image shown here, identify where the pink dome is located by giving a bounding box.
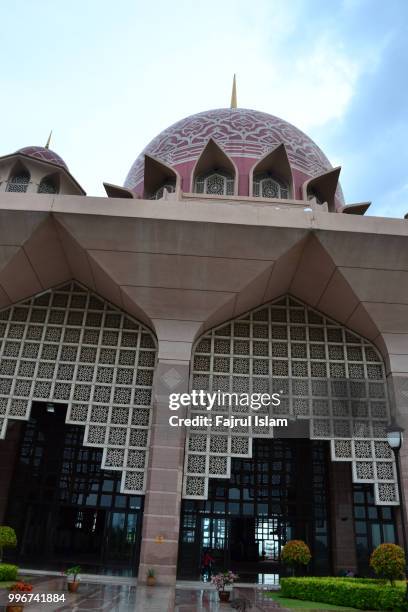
[124,108,344,206]
[17,146,68,171]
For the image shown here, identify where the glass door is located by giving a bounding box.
[200,516,228,576]
[178,439,332,579]
[5,402,144,575]
[103,511,139,568]
[255,517,290,563]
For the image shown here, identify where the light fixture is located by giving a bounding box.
[385,419,408,603]
[385,420,404,451]
[46,403,55,413]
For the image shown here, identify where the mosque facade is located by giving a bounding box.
[0,89,408,584]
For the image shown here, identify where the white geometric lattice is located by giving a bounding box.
[0,281,157,495]
[253,173,289,199]
[195,171,234,196]
[183,295,397,506]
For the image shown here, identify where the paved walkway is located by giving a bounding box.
[175,586,286,610]
[0,576,288,611]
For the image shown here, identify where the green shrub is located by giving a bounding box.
[281,540,312,569]
[280,576,407,611]
[0,526,17,562]
[370,543,405,585]
[0,563,18,581]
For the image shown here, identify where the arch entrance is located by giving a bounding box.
[0,281,157,574]
[178,295,399,579]
[6,401,144,574]
[179,437,330,581]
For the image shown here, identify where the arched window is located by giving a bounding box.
[38,176,58,194]
[151,180,176,200]
[6,169,30,193]
[253,173,288,199]
[195,170,234,196]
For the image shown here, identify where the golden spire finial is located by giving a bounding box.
[230,74,237,109]
[45,130,53,149]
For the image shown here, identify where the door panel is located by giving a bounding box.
[104,511,139,566]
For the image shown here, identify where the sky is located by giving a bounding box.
[1,0,407,217]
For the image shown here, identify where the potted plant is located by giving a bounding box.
[281,539,311,576]
[0,526,17,562]
[7,581,33,612]
[211,570,239,602]
[64,565,81,592]
[146,568,156,586]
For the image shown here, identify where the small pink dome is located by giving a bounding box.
[124,108,344,206]
[17,146,68,171]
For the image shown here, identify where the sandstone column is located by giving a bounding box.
[138,323,200,585]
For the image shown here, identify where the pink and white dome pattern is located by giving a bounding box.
[17,146,68,171]
[125,108,344,205]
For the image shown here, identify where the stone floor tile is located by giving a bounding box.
[0,575,291,611]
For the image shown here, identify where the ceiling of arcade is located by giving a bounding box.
[1,200,408,374]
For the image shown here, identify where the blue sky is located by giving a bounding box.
[1,0,407,217]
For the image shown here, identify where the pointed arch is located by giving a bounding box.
[143,154,180,200]
[0,281,157,495]
[191,139,238,196]
[302,167,341,212]
[184,295,396,507]
[38,173,59,194]
[249,144,294,199]
[6,162,30,193]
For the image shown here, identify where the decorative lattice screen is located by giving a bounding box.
[0,281,156,494]
[195,171,234,196]
[184,295,397,506]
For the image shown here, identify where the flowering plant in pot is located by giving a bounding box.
[211,570,239,602]
[7,581,33,612]
[146,568,156,586]
[63,565,81,593]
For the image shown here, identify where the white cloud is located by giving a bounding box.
[374,183,408,218]
[0,0,397,197]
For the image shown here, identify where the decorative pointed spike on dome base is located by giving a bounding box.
[249,143,294,198]
[302,166,341,212]
[191,138,237,194]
